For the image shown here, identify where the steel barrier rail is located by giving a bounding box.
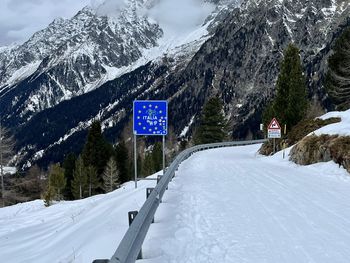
[94,139,267,263]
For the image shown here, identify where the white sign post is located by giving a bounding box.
[268,118,281,153]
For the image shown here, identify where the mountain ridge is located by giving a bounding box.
[0,0,349,168]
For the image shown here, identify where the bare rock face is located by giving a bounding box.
[289,135,350,173]
[289,134,335,165]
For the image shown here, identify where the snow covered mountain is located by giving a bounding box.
[171,0,350,138]
[0,0,238,125]
[0,0,349,168]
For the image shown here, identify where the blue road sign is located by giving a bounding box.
[133,100,168,136]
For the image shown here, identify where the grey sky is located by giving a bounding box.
[147,0,215,36]
[0,0,217,47]
[0,0,90,46]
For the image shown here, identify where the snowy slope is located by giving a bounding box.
[0,175,159,263]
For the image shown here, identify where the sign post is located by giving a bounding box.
[133,134,137,189]
[267,118,281,153]
[133,100,168,188]
[162,135,165,175]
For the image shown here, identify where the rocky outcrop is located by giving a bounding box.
[290,134,350,173]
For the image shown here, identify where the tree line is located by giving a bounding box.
[1,93,231,207]
[42,120,167,206]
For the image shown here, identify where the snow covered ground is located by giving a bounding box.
[1,110,350,263]
[314,108,350,136]
[142,144,350,263]
[1,144,350,263]
[3,167,16,175]
[0,175,160,263]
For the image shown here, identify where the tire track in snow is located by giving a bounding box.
[143,146,350,263]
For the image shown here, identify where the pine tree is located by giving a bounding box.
[26,165,45,199]
[102,158,119,193]
[137,154,142,178]
[263,44,308,132]
[141,152,154,177]
[62,153,76,200]
[82,121,112,192]
[326,27,350,110]
[152,142,163,172]
[87,165,99,196]
[262,103,275,131]
[0,123,14,207]
[43,185,55,207]
[115,140,130,184]
[48,164,66,200]
[194,97,227,145]
[71,157,88,199]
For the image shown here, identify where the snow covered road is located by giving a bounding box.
[1,143,350,263]
[143,144,350,263]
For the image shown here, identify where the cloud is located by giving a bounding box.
[0,0,90,46]
[147,0,215,36]
[91,0,126,16]
[0,0,217,47]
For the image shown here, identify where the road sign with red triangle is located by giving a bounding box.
[267,118,281,138]
[268,118,281,130]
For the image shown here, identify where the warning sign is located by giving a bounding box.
[268,118,281,138]
[268,118,281,130]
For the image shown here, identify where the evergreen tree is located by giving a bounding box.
[263,44,308,131]
[87,165,99,196]
[62,153,76,200]
[43,185,55,207]
[48,164,66,200]
[115,140,130,184]
[194,97,227,144]
[102,157,119,193]
[71,157,88,199]
[152,142,163,172]
[0,123,14,207]
[141,152,154,177]
[82,121,112,191]
[137,154,142,178]
[325,27,350,110]
[262,103,275,131]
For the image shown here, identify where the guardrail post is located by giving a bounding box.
[146,188,155,223]
[156,176,163,203]
[146,188,154,199]
[128,211,142,260]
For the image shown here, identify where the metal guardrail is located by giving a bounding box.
[93,139,267,263]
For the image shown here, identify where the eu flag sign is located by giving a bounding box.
[133,100,168,136]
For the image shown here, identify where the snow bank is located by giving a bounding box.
[312,109,350,136]
[2,166,16,175]
[0,173,160,263]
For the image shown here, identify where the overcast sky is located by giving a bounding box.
[0,0,216,47]
[0,0,91,46]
